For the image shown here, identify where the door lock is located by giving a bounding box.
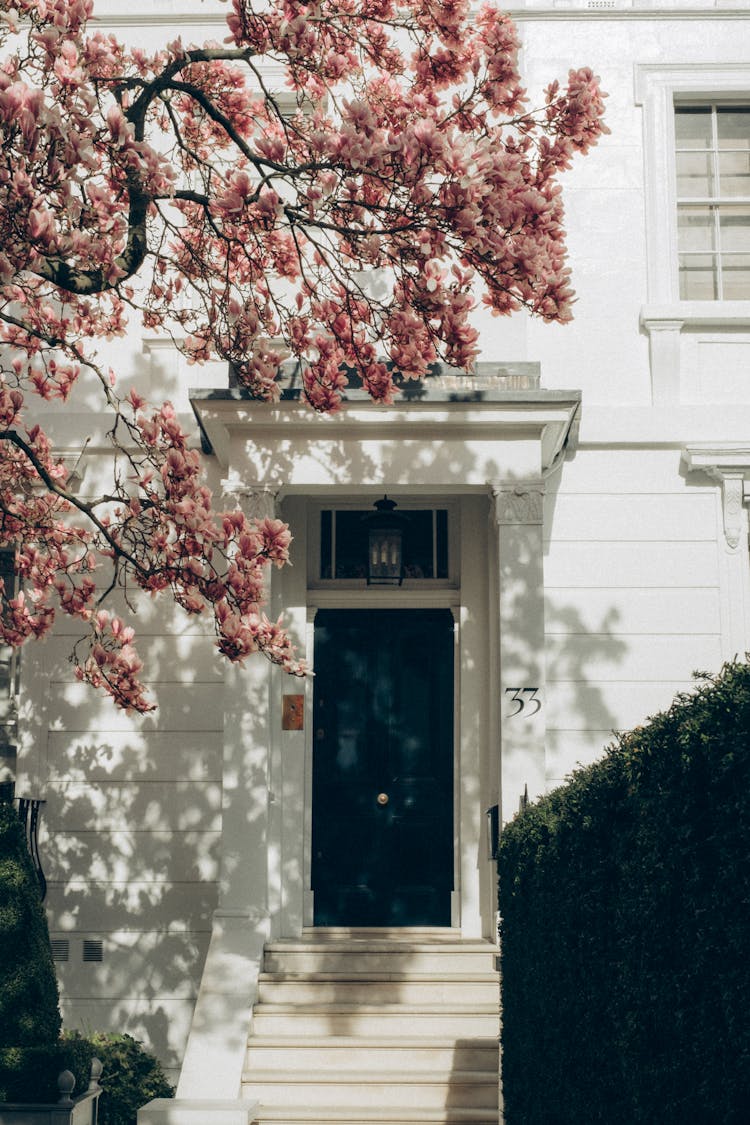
[376,792,389,806]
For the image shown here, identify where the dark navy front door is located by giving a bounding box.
[312,609,454,926]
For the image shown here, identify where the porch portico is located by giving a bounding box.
[175,369,579,1110]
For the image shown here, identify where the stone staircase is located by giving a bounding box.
[242,928,500,1125]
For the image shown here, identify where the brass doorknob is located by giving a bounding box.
[376,792,389,806]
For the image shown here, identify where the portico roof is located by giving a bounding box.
[190,363,581,491]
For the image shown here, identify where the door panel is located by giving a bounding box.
[312,609,454,926]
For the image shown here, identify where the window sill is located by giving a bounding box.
[641,302,750,330]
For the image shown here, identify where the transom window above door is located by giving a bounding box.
[318,505,450,582]
[675,104,750,300]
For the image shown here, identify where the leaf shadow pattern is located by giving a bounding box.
[18,375,641,1100]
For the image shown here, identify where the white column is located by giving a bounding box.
[177,485,278,1101]
[489,482,547,826]
[275,494,308,939]
[458,496,492,938]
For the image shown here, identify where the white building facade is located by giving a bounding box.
[4,0,750,1116]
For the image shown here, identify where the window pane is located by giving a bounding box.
[721,255,750,300]
[403,511,435,579]
[675,106,712,148]
[320,510,332,579]
[676,151,714,197]
[334,511,369,579]
[675,106,750,300]
[677,206,715,252]
[719,206,750,252]
[718,150,750,197]
[435,510,448,580]
[679,254,718,300]
[0,551,15,602]
[717,107,750,150]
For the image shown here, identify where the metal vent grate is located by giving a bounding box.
[82,939,103,962]
[51,939,70,962]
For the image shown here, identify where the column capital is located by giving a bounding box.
[220,481,280,520]
[488,480,545,526]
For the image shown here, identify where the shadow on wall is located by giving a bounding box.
[29,605,227,1084]
[19,381,646,1088]
[544,599,627,786]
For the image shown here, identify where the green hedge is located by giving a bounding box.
[0,799,61,1047]
[498,662,750,1125]
[0,1038,95,1104]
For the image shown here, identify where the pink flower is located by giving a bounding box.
[0,0,605,709]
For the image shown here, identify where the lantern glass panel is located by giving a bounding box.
[368,526,403,583]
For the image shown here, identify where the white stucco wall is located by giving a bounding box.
[7,0,750,1087]
[26,583,223,1083]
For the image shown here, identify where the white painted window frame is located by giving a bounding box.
[636,61,750,308]
[674,103,750,301]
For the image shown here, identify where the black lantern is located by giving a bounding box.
[365,496,406,585]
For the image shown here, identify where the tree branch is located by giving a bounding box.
[0,428,141,574]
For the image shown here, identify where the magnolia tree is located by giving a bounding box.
[0,0,607,711]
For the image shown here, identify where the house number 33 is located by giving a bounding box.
[505,687,542,717]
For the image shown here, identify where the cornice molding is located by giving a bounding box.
[93,1,750,30]
[509,5,750,19]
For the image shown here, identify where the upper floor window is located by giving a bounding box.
[676,104,750,300]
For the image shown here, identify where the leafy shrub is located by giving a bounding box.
[0,799,61,1047]
[498,662,750,1125]
[0,1031,173,1119]
[0,1037,94,1104]
[84,1033,174,1125]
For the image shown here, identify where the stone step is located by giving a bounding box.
[256,973,499,1006]
[262,946,498,974]
[250,1004,500,1038]
[252,1108,498,1125]
[299,927,462,942]
[245,1036,498,1074]
[243,1071,497,1110]
[246,935,500,1125]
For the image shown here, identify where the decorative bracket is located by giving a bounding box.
[682,446,750,550]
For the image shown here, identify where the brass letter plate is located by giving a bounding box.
[282,694,304,731]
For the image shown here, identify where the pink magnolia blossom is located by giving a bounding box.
[0,0,607,711]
